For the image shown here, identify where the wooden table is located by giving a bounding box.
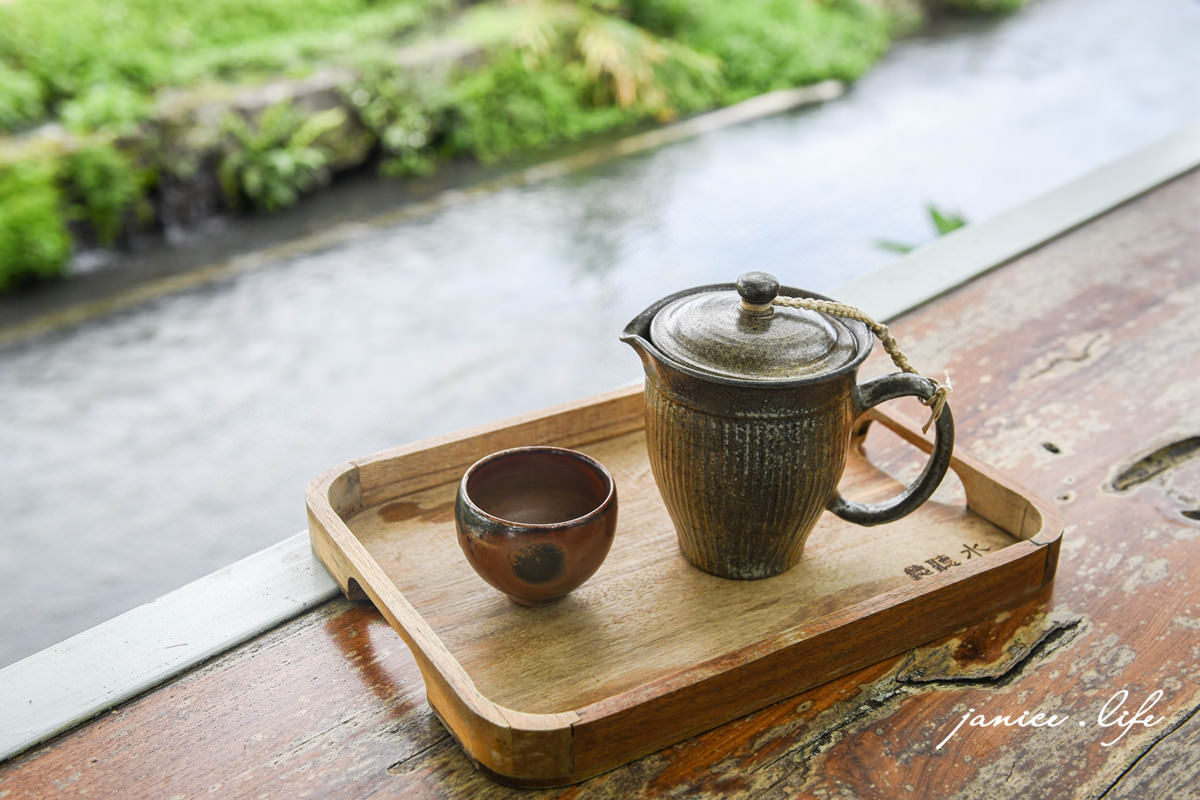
[3,167,1198,799]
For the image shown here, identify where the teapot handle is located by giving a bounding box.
[827,373,955,526]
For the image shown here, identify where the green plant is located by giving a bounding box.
[448,1,720,163]
[62,142,151,246]
[672,0,893,104]
[59,83,153,137]
[449,47,628,163]
[623,0,695,36]
[460,2,720,119]
[0,63,46,132]
[927,204,968,236]
[0,161,72,292]
[0,0,441,132]
[343,63,450,178]
[218,102,347,212]
[573,10,721,117]
[876,204,968,254]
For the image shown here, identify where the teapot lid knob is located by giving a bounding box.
[737,271,779,315]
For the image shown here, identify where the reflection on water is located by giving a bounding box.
[1,0,1198,666]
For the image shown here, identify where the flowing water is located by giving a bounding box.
[2,0,1199,667]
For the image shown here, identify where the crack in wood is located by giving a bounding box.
[728,615,1089,795]
[745,618,1087,795]
[759,685,910,788]
[1111,437,1200,492]
[386,734,453,776]
[1095,700,1200,798]
[1025,334,1104,379]
[896,616,1085,689]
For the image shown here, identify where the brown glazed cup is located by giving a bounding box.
[455,446,617,606]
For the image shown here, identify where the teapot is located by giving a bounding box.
[621,271,954,579]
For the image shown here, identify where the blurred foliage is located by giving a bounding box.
[450,47,635,163]
[0,161,72,291]
[622,0,694,35]
[0,0,443,134]
[62,143,154,247]
[447,0,720,162]
[218,103,348,212]
[445,0,888,160]
[60,85,154,138]
[166,2,444,85]
[0,64,45,131]
[876,204,968,254]
[933,0,1030,12]
[927,204,968,235]
[662,0,893,104]
[343,61,452,177]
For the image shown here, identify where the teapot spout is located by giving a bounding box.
[619,330,656,372]
[621,292,664,362]
[619,299,667,376]
[624,328,652,359]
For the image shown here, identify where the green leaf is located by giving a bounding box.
[874,239,914,254]
[928,204,967,236]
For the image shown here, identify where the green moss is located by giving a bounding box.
[0,161,72,291]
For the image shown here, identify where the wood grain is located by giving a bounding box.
[335,422,1039,709]
[2,167,1199,798]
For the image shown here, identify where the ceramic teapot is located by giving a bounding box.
[621,271,954,579]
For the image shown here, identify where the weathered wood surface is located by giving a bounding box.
[2,167,1199,798]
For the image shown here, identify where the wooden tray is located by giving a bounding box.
[307,384,1061,787]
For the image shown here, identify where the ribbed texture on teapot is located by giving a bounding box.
[643,377,854,579]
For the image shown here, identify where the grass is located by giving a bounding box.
[0,0,446,133]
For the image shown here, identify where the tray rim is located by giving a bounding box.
[306,383,1063,785]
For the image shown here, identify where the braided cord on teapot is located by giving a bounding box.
[771,296,950,433]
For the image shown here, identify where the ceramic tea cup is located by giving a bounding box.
[455,446,617,605]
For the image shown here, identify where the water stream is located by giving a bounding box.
[2,0,1198,667]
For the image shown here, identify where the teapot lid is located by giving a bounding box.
[648,272,861,382]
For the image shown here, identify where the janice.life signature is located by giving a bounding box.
[936,689,1166,750]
